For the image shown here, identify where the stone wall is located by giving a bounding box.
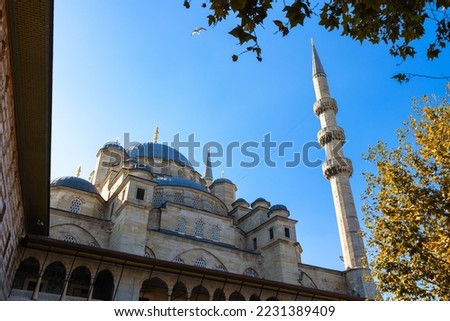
[0,0,26,300]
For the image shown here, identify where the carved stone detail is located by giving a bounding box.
[313,97,338,116]
[317,126,345,146]
[322,157,353,179]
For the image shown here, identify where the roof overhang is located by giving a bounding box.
[6,0,54,235]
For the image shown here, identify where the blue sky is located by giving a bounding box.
[51,1,449,271]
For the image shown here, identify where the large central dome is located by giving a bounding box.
[127,142,193,169]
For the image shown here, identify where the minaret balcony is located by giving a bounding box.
[317,126,345,147]
[313,97,338,117]
[322,157,353,179]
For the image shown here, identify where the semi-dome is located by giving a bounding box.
[153,177,207,192]
[50,176,98,194]
[127,142,193,169]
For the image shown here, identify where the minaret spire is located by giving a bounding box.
[311,42,377,299]
[153,125,159,143]
[203,146,213,187]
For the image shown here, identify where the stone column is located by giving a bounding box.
[31,271,44,300]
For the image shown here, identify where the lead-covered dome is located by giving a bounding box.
[50,176,98,194]
[127,142,193,169]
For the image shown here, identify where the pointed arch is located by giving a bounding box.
[144,247,156,258]
[171,282,188,301]
[176,248,227,271]
[229,291,245,301]
[50,223,101,247]
[191,285,209,301]
[67,266,91,298]
[92,269,114,301]
[139,277,168,301]
[212,288,226,301]
[41,261,66,294]
[12,257,40,291]
[250,294,261,301]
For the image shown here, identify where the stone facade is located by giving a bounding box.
[0,0,26,301]
[7,141,368,300]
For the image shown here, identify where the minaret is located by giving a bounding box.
[311,41,377,299]
[203,147,213,187]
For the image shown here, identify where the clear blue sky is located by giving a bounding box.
[51,1,449,271]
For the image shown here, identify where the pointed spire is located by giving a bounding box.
[203,146,213,186]
[153,125,159,143]
[312,39,326,78]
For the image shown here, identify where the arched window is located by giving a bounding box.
[69,198,82,214]
[243,267,259,278]
[176,217,186,234]
[152,190,163,207]
[173,257,185,264]
[67,266,91,298]
[211,224,220,241]
[92,270,114,301]
[173,191,184,204]
[214,265,226,272]
[192,194,201,209]
[193,257,206,268]
[171,282,188,301]
[63,235,77,243]
[212,288,226,301]
[194,219,204,238]
[191,285,209,301]
[139,277,168,301]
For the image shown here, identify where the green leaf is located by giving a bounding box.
[230,0,246,11]
[273,20,289,36]
[228,25,256,44]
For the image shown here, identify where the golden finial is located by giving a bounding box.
[153,125,159,143]
[76,165,82,177]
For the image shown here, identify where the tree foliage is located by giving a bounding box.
[362,84,450,300]
[183,1,449,79]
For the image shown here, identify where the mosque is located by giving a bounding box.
[1,0,377,301]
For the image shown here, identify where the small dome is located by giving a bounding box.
[153,177,207,192]
[50,176,98,194]
[254,197,268,203]
[232,198,249,208]
[213,178,234,185]
[102,141,125,152]
[127,143,193,169]
[251,197,271,208]
[270,204,288,211]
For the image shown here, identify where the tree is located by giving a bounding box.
[183,1,449,80]
[362,84,450,300]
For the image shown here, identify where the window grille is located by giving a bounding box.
[194,219,204,238]
[69,198,82,214]
[63,235,77,243]
[194,257,206,268]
